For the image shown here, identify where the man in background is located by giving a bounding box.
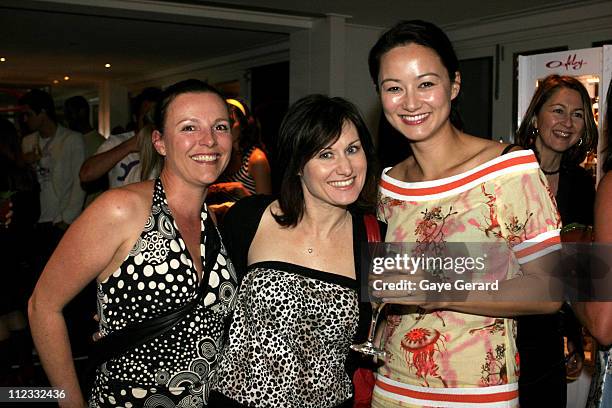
[64,95,106,206]
[20,89,85,248]
[79,87,161,187]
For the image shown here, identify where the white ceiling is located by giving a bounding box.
[0,0,591,101]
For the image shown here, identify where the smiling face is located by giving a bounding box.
[378,43,460,143]
[300,121,367,209]
[534,87,586,155]
[153,92,232,187]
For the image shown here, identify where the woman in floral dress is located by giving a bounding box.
[368,20,563,407]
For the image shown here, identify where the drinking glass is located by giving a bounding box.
[350,302,386,359]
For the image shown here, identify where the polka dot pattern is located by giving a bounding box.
[91,179,237,407]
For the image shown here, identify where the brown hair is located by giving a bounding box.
[516,74,597,168]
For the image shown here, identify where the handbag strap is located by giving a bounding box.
[363,213,381,243]
[500,143,520,156]
[92,214,222,367]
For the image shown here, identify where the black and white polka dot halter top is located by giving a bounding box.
[91,178,238,407]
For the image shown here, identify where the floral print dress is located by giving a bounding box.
[372,150,561,408]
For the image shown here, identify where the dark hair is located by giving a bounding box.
[273,94,378,227]
[604,78,612,173]
[64,95,89,116]
[227,98,262,152]
[0,117,36,187]
[515,74,597,169]
[18,89,57,123]
[133,87,162,118]
[368,20,462,129]
[64,95,90,126]
[0,117,20,161]
[153,79,226,133]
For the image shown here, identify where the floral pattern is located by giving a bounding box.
[374,151,561,407]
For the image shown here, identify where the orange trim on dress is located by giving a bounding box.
[380,154,538,197]
[375,379,519,404]
[513,235,561,259]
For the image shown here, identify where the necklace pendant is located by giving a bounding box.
[307,247,313,254]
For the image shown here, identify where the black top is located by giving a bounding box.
[516,164,594,406]
[215,195,383,407]
[90,179,238,407]
[556,164,595,227]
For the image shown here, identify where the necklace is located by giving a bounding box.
[541,167,560,175]
[303,211,351,255]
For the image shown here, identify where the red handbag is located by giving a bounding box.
[353,366,376,408]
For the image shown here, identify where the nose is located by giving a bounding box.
[199,128,217,148]
[336,154,354,176]
[400,90,420,112]
[560,112,574,128]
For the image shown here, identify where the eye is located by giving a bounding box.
[347,144,362,154]
[552,108,564,114]
[181,124,196,132]
[572,111,584,119]
[384,85,402,93]
[418,81,435,88]
[319,151,333,160]
[214,123,230,132]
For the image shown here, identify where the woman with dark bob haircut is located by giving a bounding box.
[29,79,238,407]
[369,20,562,407]
[209,94,381,407]
[515,74,598,407]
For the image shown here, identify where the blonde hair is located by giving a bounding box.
[138,124,162,181]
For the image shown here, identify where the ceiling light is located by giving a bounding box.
[53,80,59,84]
[0,57,5,62]
[104,63,111,68]
[64,76,70,81]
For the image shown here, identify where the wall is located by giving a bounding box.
[448,1,612,141]
[104,1,612,146]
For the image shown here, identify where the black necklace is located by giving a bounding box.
[541,167,560,175]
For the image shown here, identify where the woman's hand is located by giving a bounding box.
[565,339,584,381]
[209,182,250,198]
[91,313,104,342]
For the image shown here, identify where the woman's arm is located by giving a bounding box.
[572,172,612,346]
[28,187,146,407]
[379,159,563,317]
[379,253,562,317]
[249,148,272,195]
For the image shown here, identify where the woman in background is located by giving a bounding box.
[515,74,598,407]
[575,78,612,408]
[208,98,272,203]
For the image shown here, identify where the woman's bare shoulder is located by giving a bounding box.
[387,156,416,181]
[466,135,523,167]
[249,147,270,166]
[86,180,154,224]
[597,172,612,192]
